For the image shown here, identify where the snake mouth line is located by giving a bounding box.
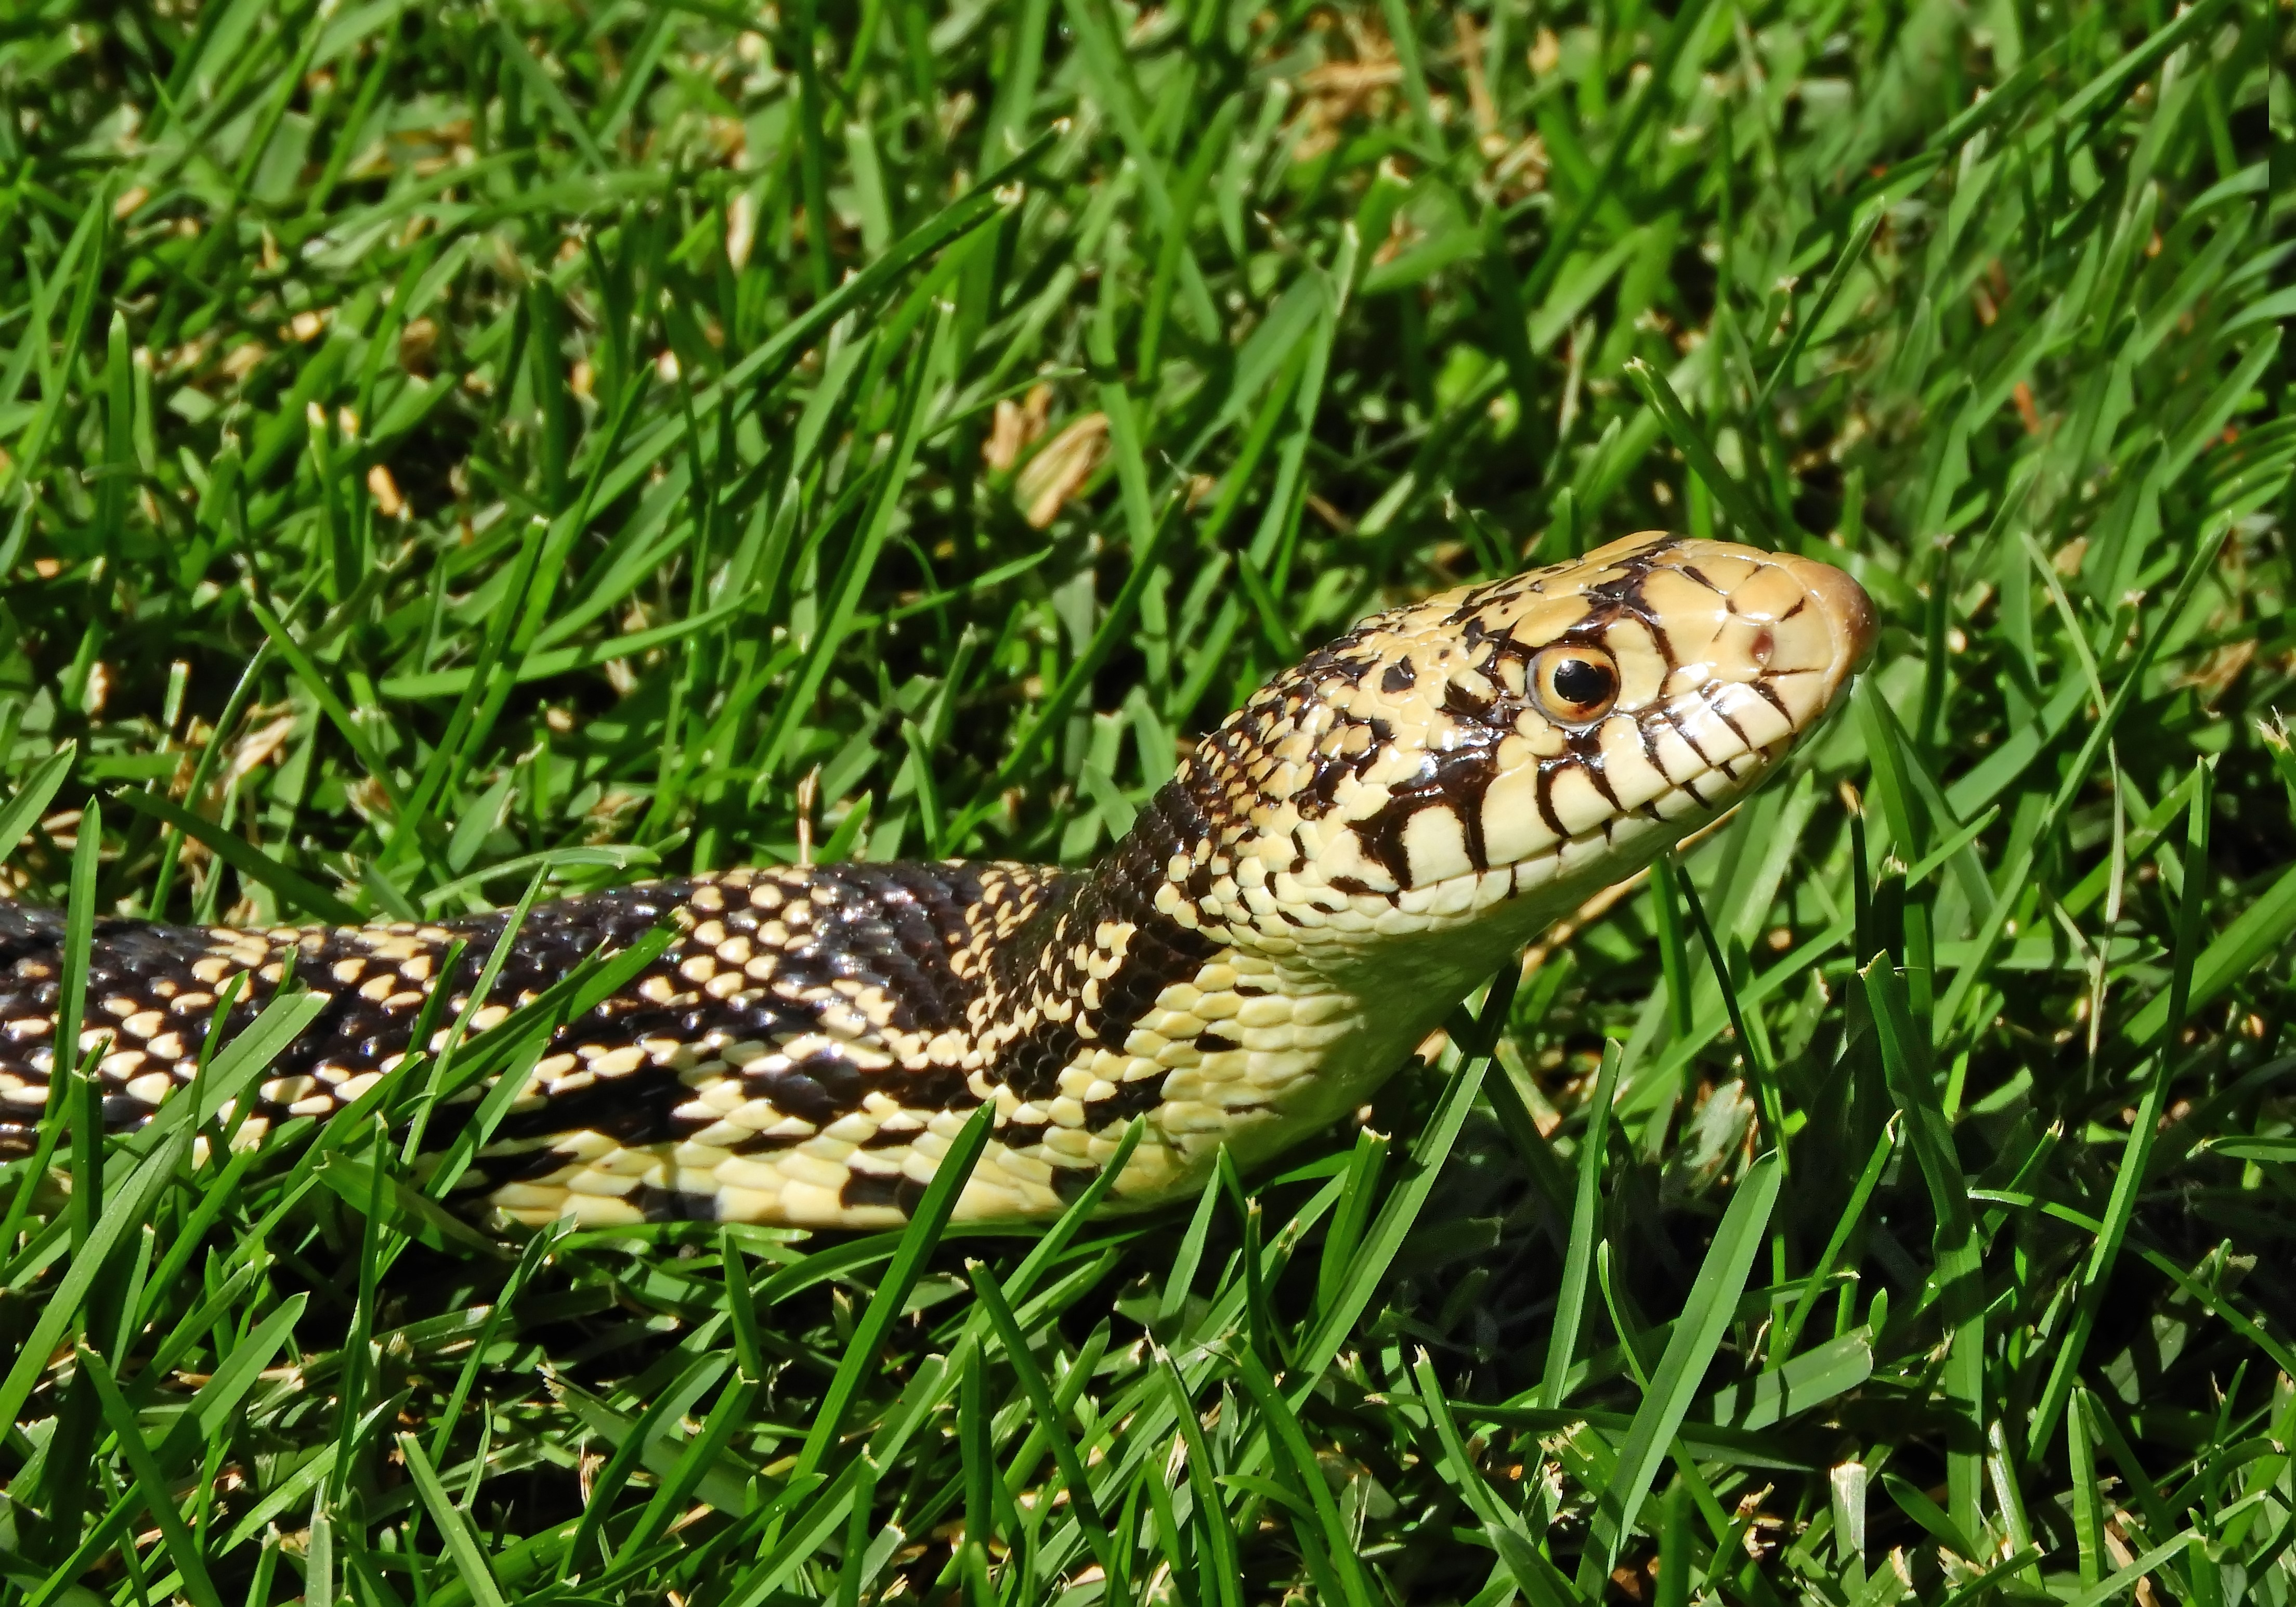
[1386,722,1815,928]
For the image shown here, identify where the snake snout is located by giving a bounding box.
[1776,551,1878,683]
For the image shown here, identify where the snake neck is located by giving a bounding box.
[967,784,1222,1105]
[1065,773,1576,1005]
[949,778,1546,1191]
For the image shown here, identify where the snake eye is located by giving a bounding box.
[1532,646,1620,724]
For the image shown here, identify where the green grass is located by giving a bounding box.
[0,0,2290,1603]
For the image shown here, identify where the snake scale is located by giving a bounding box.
[0,534,1873,1229]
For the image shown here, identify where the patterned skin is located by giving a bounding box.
[0,534,1874,1228]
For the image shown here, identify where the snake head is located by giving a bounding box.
[1156,533,1875,952]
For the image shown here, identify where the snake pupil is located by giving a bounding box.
[1550,656,1615,708]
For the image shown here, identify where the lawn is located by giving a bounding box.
[0,0,2291,1603]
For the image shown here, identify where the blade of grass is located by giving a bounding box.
[432,1223,561,1465]
[1754,204,1884,414]
[2028,761,2212,1457]
[1772,1117,1898,1363]
[1519,0,1716,307]
[2065,1531,2198,1607]
[789,1103,995,1483]
[754,306,951,783]
[400,1432,510,1607]
[1542,1040,1622,1409]
[1582,1149,1783,1590]
[1292,963,1519,1386]
[0,1127,189,1431]
[1232,1343,1375,1607]
[1676,869,1788,1170]
[555,1355,732,1580]
[951,496,1184,839]
[61,799,103,1258]
[80,1349,227,1607]
[112,789,362,925]
[1411,1350,1582,1607]
[0,744,76,862]
[1936,520,2229,1033]
[967,1260,1133,1607]
[1971,1188,2296,1380]
[1624,356,1786,546]
[1862,958,1986,1537]
[246,597,409,814]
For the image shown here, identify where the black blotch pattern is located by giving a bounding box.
[1441,678,1496,718]
[1091,1074,1172,1126]
[3,863,1031,1182]
[838,1170,916,1213]
[3,837,1221,1220]
[631,1182,720,1222]
[988,783,1222,1103]
[1353,740,1504,882]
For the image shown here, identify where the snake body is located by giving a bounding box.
[0,534,1873,1228]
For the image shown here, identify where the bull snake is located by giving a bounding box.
[0,533,1874,1228]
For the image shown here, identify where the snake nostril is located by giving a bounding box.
[1751,628,1775,668]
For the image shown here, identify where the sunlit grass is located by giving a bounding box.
[0,1,2291,1604]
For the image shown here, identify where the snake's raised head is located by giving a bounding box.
[1151,533,1875,960]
